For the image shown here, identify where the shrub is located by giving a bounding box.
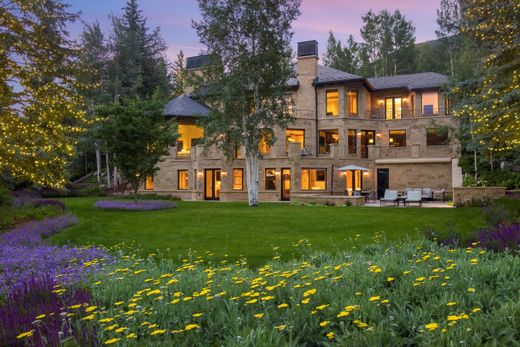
[478,224,520,252]
[117,193,181,201]
[0,185,12,208]
[482,197,520,226]
[93,200,176,211]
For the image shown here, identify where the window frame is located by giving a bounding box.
[426,128,449,146]
[264,168,276,191]
[326,89,339,116]
[347,89,358,116]
[285,128,305,151]
[347,129,357,154]
[385,97,402,120]
[177,170,189,190]
[301,168,327,191]
[145,175,154,190]
[232,168,244,191]
[422,91,439,115]
[319,129,340,154]
[389,130,407,147]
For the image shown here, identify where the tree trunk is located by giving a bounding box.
[95,143,101,184]
[105,153,111,188]
[245,154,259,207]
[113,153,118,189]
[133,185,138,204]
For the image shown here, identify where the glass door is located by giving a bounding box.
[204,169,221,200]
[360,130,375,158]
[281,168,291,201]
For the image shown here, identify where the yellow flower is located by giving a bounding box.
[316,304,329,310]
[85,306,97,313]
[387,277,395,282]
[303,289,316,297]
[172,329,184,334]
[470,258,478,264]
[115,327,127,333]
[16,331,34,339]
[326,331,335,340]
[301,298,310,304]
[126,333,137,339]
[425,322,438,331]
[369,296,380,302]
[472,308,481,313]
[150,329,166,335]
[275,324,286,331]
[467,287,476,293]
[104,338,121,345]
[277,303,288,309]
[35,314,46,320]
[403,270,411,275]
[415,277,425,282]
[147,289,161,296]
[192,313,203,317]
[69,304,82,309]
[381,299,390,304]
[183,296,193,302]
[246,299,258,304]
[319,320,330,327]
[170,299,180,305]
[99,318,114,323]
[114,301,124,306]
[254,313,264,318]
[337,311,349,318]
[82,314,95,321]
[447,302,457,306]
[447,315,461,321]
[184,324,200,331]
[261,296,274,301]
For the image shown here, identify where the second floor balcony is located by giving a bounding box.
[367,107,451,120]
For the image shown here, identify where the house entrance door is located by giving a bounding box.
[204,169,221,200]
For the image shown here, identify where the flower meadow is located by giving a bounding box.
[94,200,176,211]
[14,237,519,346]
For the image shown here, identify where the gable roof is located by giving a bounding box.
[367,72,448,90]
[163,95,210,117]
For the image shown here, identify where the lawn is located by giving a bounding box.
[52,198,485,267]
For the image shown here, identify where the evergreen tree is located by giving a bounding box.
[194,0,301,206]
[172,50,188,96]
[435,0,463,77]
[323,32,360,74]
[107,0,171,101]
[390,9,416,75]
[0,0,90,187]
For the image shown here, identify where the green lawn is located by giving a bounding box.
[53,198,485,267]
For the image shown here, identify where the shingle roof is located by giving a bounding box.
[163,95,210,117]
[315,65,363,84]
[367,72,448,90]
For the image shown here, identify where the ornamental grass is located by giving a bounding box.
[30,238,519,346]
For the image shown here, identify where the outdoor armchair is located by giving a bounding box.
[380,189,398,206]
[405,190,423,206]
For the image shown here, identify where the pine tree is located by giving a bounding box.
[323,32,360,74]
[172,50,187,97]
[0,0,90,187]
[193,0,301,206]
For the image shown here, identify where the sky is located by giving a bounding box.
[68,0,441,63]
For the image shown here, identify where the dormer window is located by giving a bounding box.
[347,90,358,116]
[326,90,339,116]
[422,92,439,115]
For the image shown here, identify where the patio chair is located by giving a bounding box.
[405,190,422,206]
[380,189,398,206]
[433,188,446,201]
[421,188,433,201]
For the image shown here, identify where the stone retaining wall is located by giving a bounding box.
[291,194,365,206]
[453,187,506,205]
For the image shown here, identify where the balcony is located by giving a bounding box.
[369,145,453,159]
[368,107,451,120]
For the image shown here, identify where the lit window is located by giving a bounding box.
[427,128,449,146]
[259,138,270,154]
[145,175,154,190]
[422,92,439,115]
[389,130,406,147]
[346,170,363,195]
[285,129,305,151]
[348,129,357,154]
[233,169,243,190]
[177,124,204,157]
[385,97,402,119]
[301,169,326,190]
[265,169,276,190]
[326,90,339,116]
[319,130,339,154]
[444,95,451,115]
[178,170,188,190]
[347,90,358,116]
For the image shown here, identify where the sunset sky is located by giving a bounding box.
[68,0,441,62]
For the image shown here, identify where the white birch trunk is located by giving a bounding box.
[246,154,259,206]
[113,153,118,189]
[95,142,101,184]
[105,153,111,188]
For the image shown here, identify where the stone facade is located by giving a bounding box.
[453,187,506,205]
[142,41,461,201]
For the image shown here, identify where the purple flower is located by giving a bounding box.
[479,224,520,252]
[94,199,176,211]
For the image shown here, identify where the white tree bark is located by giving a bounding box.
[105,153,111,188]
[246,154,259,206]
[113,153,118,189]
[95,142,101,184]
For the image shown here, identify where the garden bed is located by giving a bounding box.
[93,200,176,211]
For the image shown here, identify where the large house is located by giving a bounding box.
[142,41,462,201]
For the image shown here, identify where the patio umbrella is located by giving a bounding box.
[335,164,369,171]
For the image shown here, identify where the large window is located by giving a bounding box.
[233,168,243,190]
[422,92,439,115]
[178,170,188,190]
[265,169,276,190]
[301,169,326,191]
[177,124,204,157]
[145,175,154,190]
[319,129,339,154]
[389,130,406,147]
[347,129,357,154]
[427,128,449,146]
[285,129,305,150]
[326,90,339,116]
[385,97,402,119]
[347,90,358,116]
[259,138,270,154]
[346,170,362,195]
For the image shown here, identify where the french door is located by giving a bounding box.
[204,169,221,200]
[281,168,291,201]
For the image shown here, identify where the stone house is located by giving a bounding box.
[141,41,462,201]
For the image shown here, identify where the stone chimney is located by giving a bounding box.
[185,54,210,95]
[295,40,318,112]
